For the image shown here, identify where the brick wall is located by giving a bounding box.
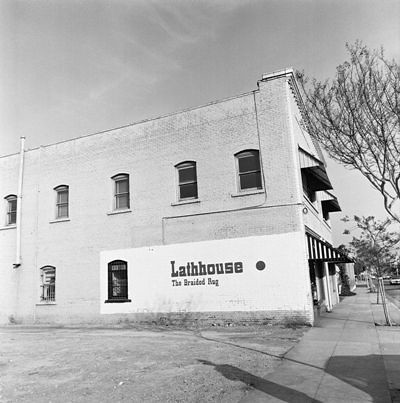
[0,73,324,325]
[0,154,20,323]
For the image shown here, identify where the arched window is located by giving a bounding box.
[112,174,130,210]
[54,185,69,219]
[175,161,198,200]
[4,194,17,225]
[235,150,262,191]
[40,266,56,302]
[107,260,130,302]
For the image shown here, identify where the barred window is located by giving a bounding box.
[175,161,198,200]
[107,260,130,302]
[112,174,130,210]
[5,195,17,225]
[54,185,69,218]
[40,266,56,302]
[235,150,262,191]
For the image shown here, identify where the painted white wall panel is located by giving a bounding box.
[100,231,310,314]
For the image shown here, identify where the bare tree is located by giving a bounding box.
[296,41,400,223]
[343,215,400,325]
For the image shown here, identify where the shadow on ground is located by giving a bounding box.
[198,354,400,402]
[326,354,400,402]
[199,360,322,403]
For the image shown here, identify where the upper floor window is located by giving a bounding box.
[5,195,17,225]
[54,185,69,219]
[235,150,262,191]
[301,171,317,206]
[175,161,198,200]
[112,174,130,210]
[107,260,130,302]
[40,266,56,302]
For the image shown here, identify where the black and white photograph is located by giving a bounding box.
[1,0,400,401]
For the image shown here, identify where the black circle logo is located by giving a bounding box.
[256,261,266,271]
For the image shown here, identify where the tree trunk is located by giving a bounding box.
[378,277,392,326]
[376,278,380,303]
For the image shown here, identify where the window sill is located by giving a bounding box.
[231,189,264,198]
[171,199,201,206]
[0,224,16,231]
[36,302,57,305]
[49,218,70,224]
[107,209,132,216]
[104,299,132,303]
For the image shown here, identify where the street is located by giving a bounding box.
[385,283,400,310]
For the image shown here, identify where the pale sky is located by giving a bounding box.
[1,0,399,245]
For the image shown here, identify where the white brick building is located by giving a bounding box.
[0,69,350,325]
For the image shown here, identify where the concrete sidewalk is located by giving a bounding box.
[241,287,400,402]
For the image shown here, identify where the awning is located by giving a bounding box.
[299,147,333,191]
[320,191,341,213]
[306,232,353,263]
[299,147,323,169]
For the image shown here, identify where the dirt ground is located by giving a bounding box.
[0,323,307,403]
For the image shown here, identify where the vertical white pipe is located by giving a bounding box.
[14,136,25,268]
[334,266,340,304]
[324,262,333,312]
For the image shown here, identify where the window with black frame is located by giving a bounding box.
[107,260,131,302]
[175,161,198,200]
[235,150,262,191]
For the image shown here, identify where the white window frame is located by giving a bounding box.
[54,185,69,219]
[235,150,263,192]
[112,174,130,210]
[4,194,17,226]
[175,161,198,201]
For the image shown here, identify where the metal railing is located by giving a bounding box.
[41,284,55,302]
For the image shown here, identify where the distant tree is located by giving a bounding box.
[343,216,400,277]
[296,41,400,223]
[334,244,355,296]
[354,262,365,277]
[343,215,400,325]
[336,244,364,275]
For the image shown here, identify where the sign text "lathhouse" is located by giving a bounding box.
[170,261,243,277]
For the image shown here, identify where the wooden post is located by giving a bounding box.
[378,277,392,326]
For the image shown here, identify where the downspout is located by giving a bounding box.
[14,136,25,268]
